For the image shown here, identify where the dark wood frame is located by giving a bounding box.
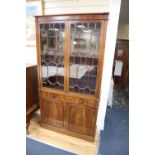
[26,65,39,134]
[35,13,108,141]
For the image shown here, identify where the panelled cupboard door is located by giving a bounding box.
[67,104,97,136]
[40,99,65,128]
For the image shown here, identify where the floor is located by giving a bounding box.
[27,110,100,155]
[26,137,77,155]
[113,88,129,108]
[100,108,129,155]
[99,87,129,155]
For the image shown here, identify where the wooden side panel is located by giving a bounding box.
[40,98,65,128]
[67,104,97,136]
[26,65,39,109]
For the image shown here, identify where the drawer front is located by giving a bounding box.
[40,90,98,108]
[66,96,98,108]
[40,91,65,100]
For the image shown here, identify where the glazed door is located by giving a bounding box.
[67,104,97,136]
[38,20,105,95]
[39,22,66,90]
[69,22,103,95]
[40,99,65,128]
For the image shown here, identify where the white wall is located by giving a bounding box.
[26,47,37,64]
[97,0,122,130]
[44,0,109,14]
[26,0,122,130]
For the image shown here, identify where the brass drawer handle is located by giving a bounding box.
[79,99,83,103]
[79,99,84,104]
[79,99,88,105]
[67,96,72,101]
[49,93,54,98]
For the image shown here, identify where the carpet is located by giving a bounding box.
[26,137,77,155]
[100,107,129,155]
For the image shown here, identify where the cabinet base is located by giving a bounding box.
[40,123,95,142]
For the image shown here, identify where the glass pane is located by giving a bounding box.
[69,22,101,95]
[40,23,65,90]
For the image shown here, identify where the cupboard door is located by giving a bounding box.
[40,99,65,128]
[67,104,97,136]
[69,22,101,95]
[40,23,65,90]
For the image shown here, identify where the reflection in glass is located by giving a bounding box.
[40,23,65,90]
[69,22,101,95]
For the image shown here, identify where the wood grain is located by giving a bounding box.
[26,65,39,108]
[39,90,98,108]
[35,13,109,23]
[26,65,39,132]
[40,98,65,128]
[95,20,108,97]
[67,104,97,136]
[64,22,69,92]
[35,13,108,141]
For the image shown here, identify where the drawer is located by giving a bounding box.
[40,91,66,101]
[40,90,98,108]
[67,96,98,108]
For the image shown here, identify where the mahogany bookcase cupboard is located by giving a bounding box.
[35,13,108,141]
